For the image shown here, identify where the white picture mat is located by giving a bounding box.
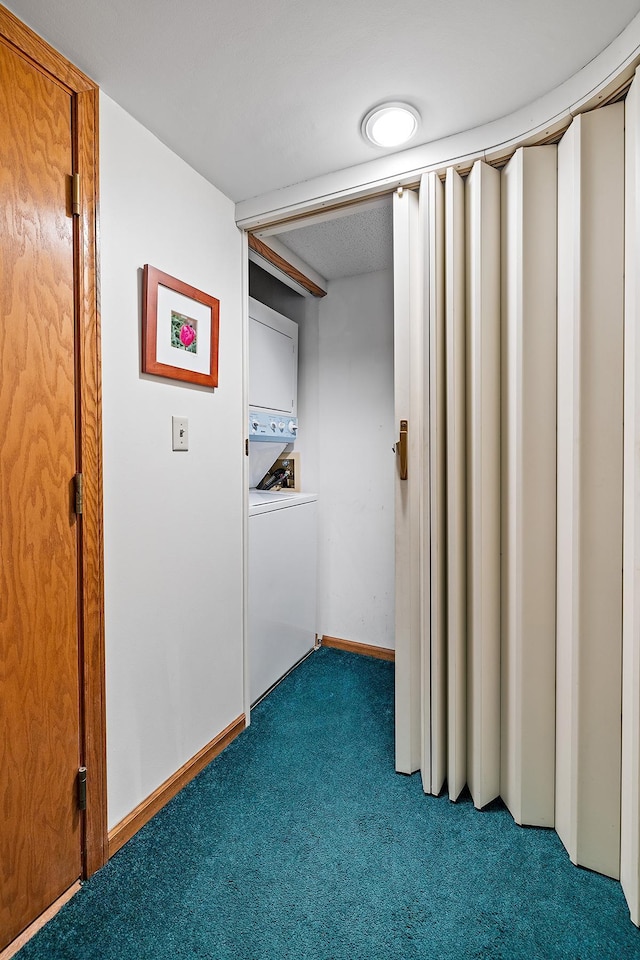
[156,284,212,375]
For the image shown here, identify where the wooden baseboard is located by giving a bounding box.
[321,635,395,662]
[107,714,246,858]
[0,882,81,960]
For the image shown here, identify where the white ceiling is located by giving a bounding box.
[5,0,640,206]
[274,198,394,281]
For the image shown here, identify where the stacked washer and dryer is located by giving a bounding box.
[248,297,318,705]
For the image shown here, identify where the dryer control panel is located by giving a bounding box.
[249,408,298,443]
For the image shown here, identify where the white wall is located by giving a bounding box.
[100,93,244,830]
[317,269,395,649]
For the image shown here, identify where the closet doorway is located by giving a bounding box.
[246,193,421,771]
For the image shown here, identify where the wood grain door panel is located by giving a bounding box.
[0,38,81,949]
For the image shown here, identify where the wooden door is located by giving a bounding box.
[0,36,82,950]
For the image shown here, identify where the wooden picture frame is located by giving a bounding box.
[142,264,220,388]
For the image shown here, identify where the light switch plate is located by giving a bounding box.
[172,416,188,451]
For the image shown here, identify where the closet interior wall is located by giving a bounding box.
[248,260,396,658]
[413,82,640,926]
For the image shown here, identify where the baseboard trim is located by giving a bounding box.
[321,635,395,662]
[107,714,246,859]
[251,647,315,709]
[0,881,81,960]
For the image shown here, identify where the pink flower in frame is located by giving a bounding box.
[179,324,196,348]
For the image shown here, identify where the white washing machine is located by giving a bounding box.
[247,298,317,705]
[249,490,317,704]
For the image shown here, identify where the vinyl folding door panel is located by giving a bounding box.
[500,146,557,827]
[393,187,423,776]
[556,104,624,879]
[622,72,640,925]
[465,160,501,810]
[421,171,446,796]
[445,168,467,802]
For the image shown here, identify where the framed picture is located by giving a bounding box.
[142,264,220,388]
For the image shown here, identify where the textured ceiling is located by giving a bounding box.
[5,0,640,204]
[274,199,393,280]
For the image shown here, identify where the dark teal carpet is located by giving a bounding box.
[17,648,640,958]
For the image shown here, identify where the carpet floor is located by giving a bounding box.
[16,647,640,959]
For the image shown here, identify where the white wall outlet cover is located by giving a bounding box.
[172,416,189,451]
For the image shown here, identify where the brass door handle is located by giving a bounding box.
[396,419,408,480]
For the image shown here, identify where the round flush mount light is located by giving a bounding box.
[362,102,420,148]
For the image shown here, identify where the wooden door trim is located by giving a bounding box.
[321,635,396,661]
[75,85,107,878]
[0,7,95,91]
[248,234,327,297]
[0,5,107,878]
[0,883,81,960]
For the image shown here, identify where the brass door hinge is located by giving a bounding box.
[74,473,84,515]
[77,767,87,811]
[72,172,81,216]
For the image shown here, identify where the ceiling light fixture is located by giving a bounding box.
[362,102,420,148]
